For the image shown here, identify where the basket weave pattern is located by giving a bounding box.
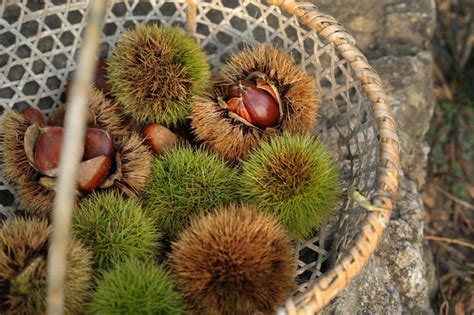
[0,1,400,313]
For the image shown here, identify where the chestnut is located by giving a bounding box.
[77,155,112,192]
[190,46,319,161]
[84,127,114,160]
[20,108,46,127]
[34,127,66,176]
[225,75,281,129]
[142,124,179,155]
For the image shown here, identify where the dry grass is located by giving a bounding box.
[425,1,474,313]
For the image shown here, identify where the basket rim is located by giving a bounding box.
[256,1,400,313]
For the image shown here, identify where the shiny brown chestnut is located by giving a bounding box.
[142,123,179,155]
[20,108,46,127]
[34,127,66,176]
[77,155,112,192]
[225,73,282,129]
[83,127,114,160]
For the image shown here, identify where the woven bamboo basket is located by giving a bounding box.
[0,0,400,313]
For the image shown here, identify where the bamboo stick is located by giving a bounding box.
[186,0,198,35]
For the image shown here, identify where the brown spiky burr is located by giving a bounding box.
[17,180,59,218]
[112,132,152,197]
[8,87,150,218]
[17,131,151,218]
[0,217,92,314]
[87,87,126,136]
[170,204,296,314]
[49,87,125,136]
[191,45,319,160]
[0,111,38,185]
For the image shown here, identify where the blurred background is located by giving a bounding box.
[426,0,473,313]
[318,0,473,313]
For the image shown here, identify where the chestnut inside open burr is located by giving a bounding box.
[224,72,282,129]
[33,126,115,192]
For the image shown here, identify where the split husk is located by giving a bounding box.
[4,88,151,218]
[191,45,319,160]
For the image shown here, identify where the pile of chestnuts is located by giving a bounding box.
[31,124,114,192]
[0,23,341,315]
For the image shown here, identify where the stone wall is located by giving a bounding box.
[318,1,437,313]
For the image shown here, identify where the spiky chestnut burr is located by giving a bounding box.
[4,88,150,217]
[111,132,152,196]
[108,24,211,125]
[16,130,151,218]
[143,146,237,239]
[0,217,92,314]
[1,87,121,188]
[72,191,161,272]
[240,133,340,239]
[17,180,61,218]
[0,111,38,185]
[170,205,296,315]
[191,45,319,160]
[49,87,125,136]
[89,258,184,314]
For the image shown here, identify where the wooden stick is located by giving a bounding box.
[186,0,198,36]
[47,1,107,314]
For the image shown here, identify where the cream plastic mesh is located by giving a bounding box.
[0,0,379,299]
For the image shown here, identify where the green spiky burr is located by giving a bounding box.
[144,146,237,239]
[107,23,210,126]
[240,133,340,239]
[72,191,161,272]
[89,258,184,315]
